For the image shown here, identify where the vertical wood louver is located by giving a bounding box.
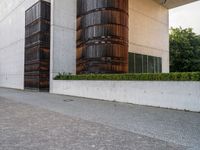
[77,0,129,74]
[24,1,50,91]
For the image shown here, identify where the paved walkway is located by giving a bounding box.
[0,88,200,150]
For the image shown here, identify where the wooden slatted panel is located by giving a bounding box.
[24,1,50,91]
[77,0,129,74]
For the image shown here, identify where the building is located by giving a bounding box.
[0,0,197,91]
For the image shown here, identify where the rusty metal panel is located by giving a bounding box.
[24,1,50,91]
[77,0,129,74]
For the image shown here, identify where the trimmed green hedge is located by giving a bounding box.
[54,72,200,81]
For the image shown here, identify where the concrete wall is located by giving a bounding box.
[49,0,170,84]
[50,0,76,77]
[129,0,169,72]
[51,80,200,112]
[0,0,50,89]
[0,0,170,90]
[50,0,77,91]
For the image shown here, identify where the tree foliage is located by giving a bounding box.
[170,27,200,72]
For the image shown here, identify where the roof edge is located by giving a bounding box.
[154,0,198,9]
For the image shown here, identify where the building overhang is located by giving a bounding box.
[154,0,198,9]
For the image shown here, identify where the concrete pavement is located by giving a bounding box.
[0,88,200,149]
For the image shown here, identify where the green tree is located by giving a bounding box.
[170,27,200,72]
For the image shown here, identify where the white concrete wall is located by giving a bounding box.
[0,0,171,90]
[49,0,170,84]
[50,0,77,92]
[0,0,50,89]
[52,80,200,112]
[129,0,169,72]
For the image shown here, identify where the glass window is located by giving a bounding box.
[128,53,135,73]
[157,57,162,73]
[128,52,162,73]
[154,57,158,73]
[135,54,142,73]
[142,55,148,73]
[148,56,154,73]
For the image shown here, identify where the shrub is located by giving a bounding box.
[54,72,200,81]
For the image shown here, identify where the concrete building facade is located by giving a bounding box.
[0,0,197,90]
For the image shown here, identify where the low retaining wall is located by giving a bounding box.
[51,80,200,112]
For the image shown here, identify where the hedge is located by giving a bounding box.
[54,72,200,81]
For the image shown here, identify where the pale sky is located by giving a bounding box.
[169,1,200,34]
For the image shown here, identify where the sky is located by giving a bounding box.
[169,1,200,34]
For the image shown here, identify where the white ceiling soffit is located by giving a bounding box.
[154,0,198,9]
